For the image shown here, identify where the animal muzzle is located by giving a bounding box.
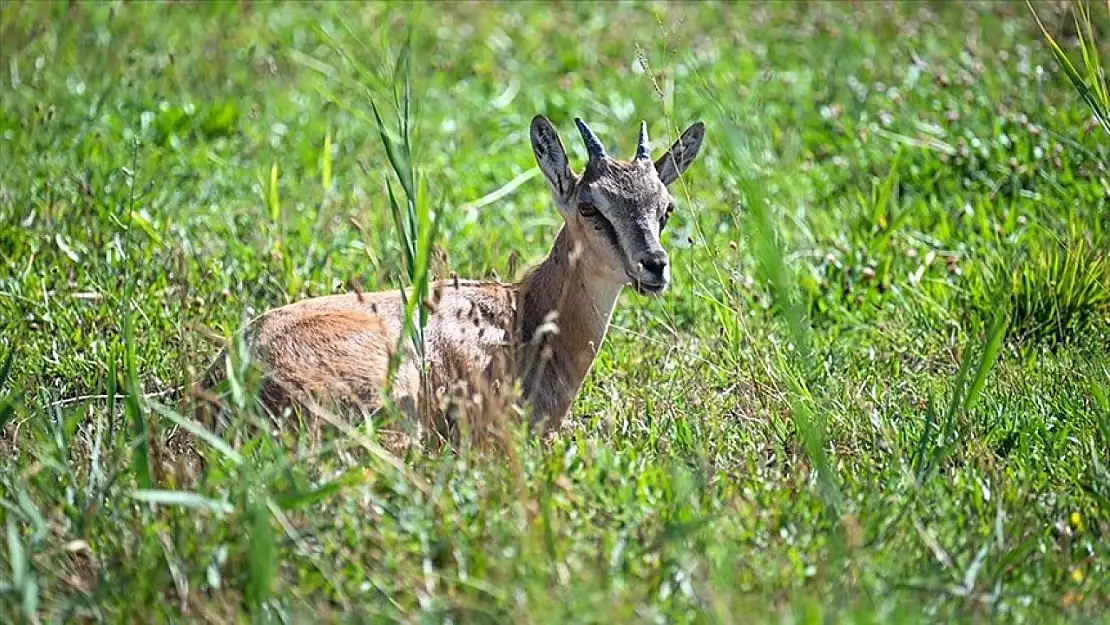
[629,249,670,294]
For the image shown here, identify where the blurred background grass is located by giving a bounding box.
[1,1,1108,622]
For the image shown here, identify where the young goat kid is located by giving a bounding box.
[199,115,705,439]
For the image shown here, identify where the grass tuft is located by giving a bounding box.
[1009,238,1110,346]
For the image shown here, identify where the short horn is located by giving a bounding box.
[635,120,650,160]
[574,117,607,160]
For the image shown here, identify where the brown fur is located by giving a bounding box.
[198,226,616,437]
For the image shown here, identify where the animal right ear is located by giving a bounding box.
[530,115,576,208]
[655,122,705,186]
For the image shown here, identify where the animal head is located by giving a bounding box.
[530,115,705,295]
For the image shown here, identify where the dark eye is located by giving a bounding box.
[660,203,675,230]
[579,202,599,218]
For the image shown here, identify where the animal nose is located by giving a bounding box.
[636,250,669,283]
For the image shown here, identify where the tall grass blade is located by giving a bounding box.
[409,176,439,336]
[130,489,233,514]
[0,344,16,431]
[1076,2,1108,106]
[315,15,437,420]
[702,90,841,511]
[7,515,38,619]
[275,466,363,511]
[384,178,414,278]
[0,398,13,434]
[369,97,414,202]
[15,488,46,544]
[246,502,276,611]
[106,344,118,455]
[321,127,332,193]
[7,516,26,590]
[313,21,386,96]
[88,409,104,500]
[359,25,439,417]
[1028,0,1110,135]
[919,315,1010,482]
[0,344,13,391]
[123,314,153,490]
[913,395,940,481]
[149,402,244,466]
[1091,366,1110,445]
[267,163,280,224]
[964,313,1010,412]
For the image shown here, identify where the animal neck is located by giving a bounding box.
[516,226,624,425]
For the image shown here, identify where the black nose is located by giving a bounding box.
[636,250,669,282]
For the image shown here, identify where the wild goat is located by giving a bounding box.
[197,115,705,440]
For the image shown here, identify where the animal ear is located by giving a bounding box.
[530,115,576,206]
[655,122,705,186]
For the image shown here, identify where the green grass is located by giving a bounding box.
[2,2,1109,622]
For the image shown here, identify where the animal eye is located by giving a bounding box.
[660,203,675,229]
[579,202,599,217]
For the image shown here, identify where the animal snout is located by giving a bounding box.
[634,249,670,290]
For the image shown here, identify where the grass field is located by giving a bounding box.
[2,1,1109,622]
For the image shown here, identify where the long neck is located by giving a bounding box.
[516,227,624,427]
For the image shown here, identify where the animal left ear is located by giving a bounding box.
[655,122,705,186]
[531,115,577,210]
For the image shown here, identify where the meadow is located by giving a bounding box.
[1,2,1109,623]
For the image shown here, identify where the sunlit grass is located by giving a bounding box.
[1,2,1108,622]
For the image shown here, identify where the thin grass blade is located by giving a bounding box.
[964,313,1010,412]
[130,489,233,514]
[0,343,14,391]
[246,501,276,610]
[149,402,244,466]
[123,314,153,489]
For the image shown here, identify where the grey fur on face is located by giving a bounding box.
[529,115,707,295]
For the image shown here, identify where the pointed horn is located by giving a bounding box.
[574,117,607,160]
[635,120,650,160]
